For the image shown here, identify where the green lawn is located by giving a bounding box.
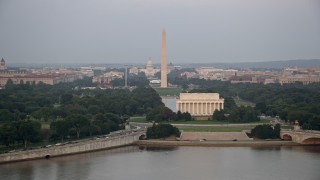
[129,117,148,123]
[234,98,255,107]
[41,122,51,129]
[281,125,294,130]
[153,87,182,96]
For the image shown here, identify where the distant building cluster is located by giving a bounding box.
[175,66,320,85]
[2,55,320,89]
[278,68,320,85]
[128,57,181,86]
[0,58,88,87]
[92,71,124,88]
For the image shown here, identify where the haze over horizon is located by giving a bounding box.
[1,0,320,64]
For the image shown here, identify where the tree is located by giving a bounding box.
[61,93,73,105]
[18,120,41,148]
[255,101,267,114]
[224,97,237,111]
[51,120,71,142]
[146,124,180,139]
[111,78,124,87]
[132,87,164,110]
[105,113,122,124]
[274,124,281,138]
[181,112,192,121]
[146,106,175,122]
[251,124,275,139]
[5,79,14,90]
[66,114,90,138]
[0,109,14,122]
[0,122,18,147]
[212,109,226,121]
[88,105,100,115]
[243,107,259,122]
[177,111,182,120]
[181,83,189,90]
[129,72,149,87]
[93,113,112,134]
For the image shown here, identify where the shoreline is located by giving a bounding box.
[0,139,315,164]
[134,140,304,147]
[0,133,141,164]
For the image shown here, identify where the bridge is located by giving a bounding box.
[280,130,320,144]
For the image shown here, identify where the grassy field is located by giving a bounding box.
[41,122,51,129]
[153,87,182,96]
[234,98,255,107]
[129,117,148,123]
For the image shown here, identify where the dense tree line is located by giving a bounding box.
[0,80,163,149]
[0,82,162,123]
[146,106,192,122]
[146,124,180,139]
[212,106,259,123]
[168,72,320,130]
[251,124,281,139]
[0,120,41,148]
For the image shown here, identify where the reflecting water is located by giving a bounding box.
[162,96,177,112]
[1,146,320,180]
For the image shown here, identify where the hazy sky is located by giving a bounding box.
[0,0,320,64]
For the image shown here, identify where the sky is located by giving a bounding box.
[0,0,320,64]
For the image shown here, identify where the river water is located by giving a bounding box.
[162,96,177,112]
[1,146,319,180]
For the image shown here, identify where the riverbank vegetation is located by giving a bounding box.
[250,124,281,139]
[0,79,163,150]
[146,124,180,139]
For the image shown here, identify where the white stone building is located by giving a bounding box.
[176,93,224,120]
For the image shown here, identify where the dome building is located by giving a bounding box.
[145,57,154,77]
[0,58,6,70]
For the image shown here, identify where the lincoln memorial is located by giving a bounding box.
[176,93,224,120]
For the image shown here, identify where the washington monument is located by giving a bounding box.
[161,29,168,88]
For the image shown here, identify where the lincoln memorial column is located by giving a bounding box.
[192,103,195,115]
[212,103,215,111]
[203,103,205,114]
[205,103,208,115]
[197,102,199,115]
[201,103,204,115]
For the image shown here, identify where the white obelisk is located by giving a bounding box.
[161,29,168,88]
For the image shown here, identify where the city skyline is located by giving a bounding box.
[1,0,320,64]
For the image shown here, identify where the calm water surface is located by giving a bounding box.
[162,96,176,112]
[0,146,319,180]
